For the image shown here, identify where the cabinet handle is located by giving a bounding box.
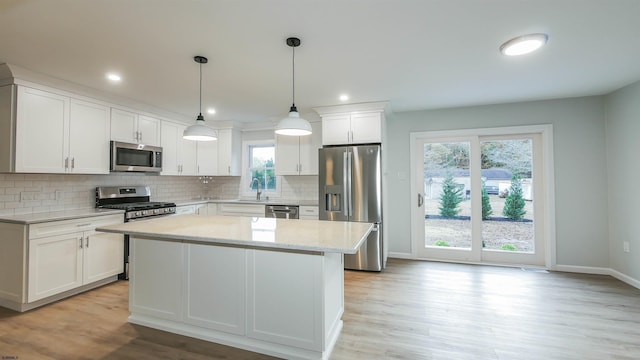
[71,157,75,169]
[347,130,350,142]
[79,237,83,249]
[65,157,69,169]
[134,131,138,142]
[86,236,90,248]
[139,131,142,142]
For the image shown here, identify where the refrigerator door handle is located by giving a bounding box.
[346,150,353,217]
[343,151,349,217]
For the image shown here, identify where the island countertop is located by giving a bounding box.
[96,214,373,254]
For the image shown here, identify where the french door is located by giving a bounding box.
[410,126,553,267]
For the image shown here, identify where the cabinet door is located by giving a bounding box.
[195,204,208,215]
[184,243,246,335]
[69,99,110,174]
[197,140,218,175]
[217,129,241,176]
[298,122,321,175]
[28,233,83,302]
[160,121,180,175]
[175,205,196,215]
[83,230,124,284]
[350,112,382,144]
[179,133,198,175]
[15,86,69,173]
[321,114,351,145]
[129,238,183,321]
[137,114,161,146]
[110,108,138,143]
[275,134,300,176]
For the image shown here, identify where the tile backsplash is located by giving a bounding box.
[0,173,318,216]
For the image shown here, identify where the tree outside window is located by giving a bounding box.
[249,145,276,191]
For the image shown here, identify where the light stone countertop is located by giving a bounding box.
[0,208,124,224]
[97,214,372,254]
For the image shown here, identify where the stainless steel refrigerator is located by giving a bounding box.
[319,144,383,271]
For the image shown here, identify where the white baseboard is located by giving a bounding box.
[388,252,413,259]
[609,268,640,290]
[553,264,611,275]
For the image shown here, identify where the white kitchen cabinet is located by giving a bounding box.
[276,121,321,175]
[0,213,123,311]
[175,205,196,215]
[207,203,218,215]
[13,86,110,174]
[217,203,265,217]
[299,206,319,220]
[68,98,111,173]
[111,108,160,146]
[321,111,381,145]
[28,232,83,302]
[196,140,217,175]
[314,101,388,146]
[160,121,197,176]
[183,243,246,334]
[216,128,242,176]
[195,203,208,215]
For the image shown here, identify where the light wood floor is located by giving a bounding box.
[1,259,639,359]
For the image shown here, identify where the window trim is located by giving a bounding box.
[241,140,281,198]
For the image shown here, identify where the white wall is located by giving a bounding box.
[386,96,610,268]
[605,80,640,281]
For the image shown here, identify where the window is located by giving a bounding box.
[242,140,280,197]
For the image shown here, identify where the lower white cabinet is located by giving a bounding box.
[299,206,319,220]
[0,214,124,311]
[217,203,265,217]
[175,205,196,215]
[128,237,344,359]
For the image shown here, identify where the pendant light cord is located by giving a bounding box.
[291,44,296,107]
[199,61,203,117]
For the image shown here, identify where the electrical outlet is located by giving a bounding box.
[623,241,630,253]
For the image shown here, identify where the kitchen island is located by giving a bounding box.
[97,214,373,360]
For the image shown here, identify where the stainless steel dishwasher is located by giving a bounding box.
[265,205,299,219]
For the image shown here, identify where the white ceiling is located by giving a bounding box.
[1,0,639,125]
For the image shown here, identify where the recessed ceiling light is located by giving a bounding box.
[339,94,349,101]
[500,33,548,56]
[207,108,216,115]
[106,72,122,82]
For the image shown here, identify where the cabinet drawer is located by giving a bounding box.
[299,206,319,218]
[218,203,265,216]
[29,214,123,239]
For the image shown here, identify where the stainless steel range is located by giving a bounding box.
[95,186,176,279]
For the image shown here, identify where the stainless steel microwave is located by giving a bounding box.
[110,141,162,172]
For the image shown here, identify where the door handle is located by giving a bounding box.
[418,193,424,207]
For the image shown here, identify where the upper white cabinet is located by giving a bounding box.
[216,128,242,176]
[111,108,160,146]
[314,101,388,146]
[276,121,321,175]
[14,86,110,174]
[196,140,217,176]
[160,121,197,176]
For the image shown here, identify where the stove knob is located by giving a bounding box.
[135,211,142,217]
[154,209,161,214]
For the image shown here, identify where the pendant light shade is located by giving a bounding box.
[275,37,312,136]
[183,55,217,141]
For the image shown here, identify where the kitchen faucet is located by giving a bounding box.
[250,178,262,201]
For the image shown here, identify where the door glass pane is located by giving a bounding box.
[480,139,534,253]
[423,142,472,249]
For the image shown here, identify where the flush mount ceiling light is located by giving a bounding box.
[275,37,312,136]
[183,56,218,141]
[106,72,121,82]
[500,33,548,56]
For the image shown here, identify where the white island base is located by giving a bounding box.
[129,236,345,360]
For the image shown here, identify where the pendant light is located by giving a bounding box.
[183,55,218,141]
[275,37,312,136]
